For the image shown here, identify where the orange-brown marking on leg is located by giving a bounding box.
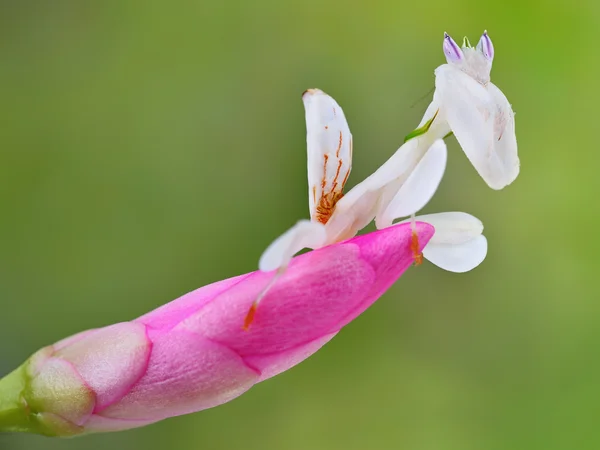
[321,154,329,189]
[411,230,423,265]
[335,131,343,158]
[341,168,350,189]
[331,159,343,192]
[243,302,258,331]
[312,186,317,204]
[315,194,332,224]
[324,125,329,130]
[315,191,344,225]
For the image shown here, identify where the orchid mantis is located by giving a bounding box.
[245,89,487,329]
[422,30,519,190]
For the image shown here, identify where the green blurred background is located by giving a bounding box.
[1,1,598,449]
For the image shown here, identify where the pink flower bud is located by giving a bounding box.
[0,222,433,436]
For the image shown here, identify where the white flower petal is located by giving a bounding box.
[423,235,488,273]
[303,89,353,224]
[376,139,447,228]
[409,212,483,245]
[435,64,518,190]
[259,220,327,272]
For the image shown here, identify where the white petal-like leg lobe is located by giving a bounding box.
[371,102,450,230]
[416,96,450,136]
[323,138,425,242]
[325,130,444,239]
[309,95,448,242]
[407,212,484,245]
[376,139,447,229]
[435,64,517,190]
[324,187,380,244]
[303,89,352,224]
[423,235,488,273]
[259,220,327,272]
[488,82,519,186]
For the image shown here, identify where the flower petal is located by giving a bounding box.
[423,235,488,273]
[55,323,151,412]
[245,332,337,382]
[178,222,434,371]
[99,329,259,421]
[136,273,251,331]
[180,243,375,357]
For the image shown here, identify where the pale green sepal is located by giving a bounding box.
[0,354,88,437]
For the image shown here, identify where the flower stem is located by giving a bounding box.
[0,365,31,434]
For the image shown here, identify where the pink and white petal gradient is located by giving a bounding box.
[16,222,433,435]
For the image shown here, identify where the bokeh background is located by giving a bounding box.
[1,1,598,449]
